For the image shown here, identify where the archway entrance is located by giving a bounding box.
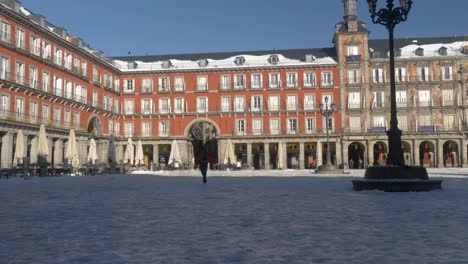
[87,116,103,137]
[373,141,387,165]
[402,141,412,166]
[443,140,459,167]
[348,142,365,169]
[189,121,218,167]
[419,141,435,167]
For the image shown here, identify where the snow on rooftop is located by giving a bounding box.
[398,41,466,58]
[19,6,30,16]
[113,54,337,72]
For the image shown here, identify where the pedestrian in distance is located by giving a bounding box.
[199,153,208,183]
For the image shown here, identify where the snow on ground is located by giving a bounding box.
[1,168,468,263]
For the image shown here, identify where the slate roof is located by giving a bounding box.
[111,47,337,62]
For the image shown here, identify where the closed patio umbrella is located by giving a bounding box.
[223,139,236,166]
[124,138,134,165]
[87,138,98,165]
[134,140,144,166]
[65,129,80,169]
[37,124,49,160]
[13,130,25,165]
[168,140,182,166]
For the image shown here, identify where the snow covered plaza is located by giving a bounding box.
[1,169,467,263]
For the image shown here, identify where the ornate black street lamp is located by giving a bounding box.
[367,0,412,166]
[353,0,442,191]
[318,96,340,173]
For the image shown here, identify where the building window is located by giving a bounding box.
[42,42,51,61]
[159,98,170,114]
[442,89,454,106]
[124,100,134,115]
[287,118,297,134]
[348,92,360,109]
[251,74,262,89]
[236,119,245,135]
[0,55,9,80]
[395,67,406,82]
[347,69,360,84]
[54,75,63,96]
[418,90,430,107]
[441,66,453,81]
[372,68,384,83]
[321,72,332,86]
[124,122,134,137]
[73,111,80,126]
[197,76,208,91]
[65,80,72,99]
[15,27,25,49]
[15,97,24,117]
[306,117,316,133]
[251,95,262,112]
[92,91,98,107]
[64,109,71,124]
[221,96,230,112]
[252,119,262,135]
[347,46,359,56]
[197,97,208,113]
[418,114,431,126]
[321,94,334,108]
[64,53,72,70]
[443,114,455,130]
[15,61,25,84]
[270,118,280,135]
[53,107,61,122]
[349,116,361,132]
[396,90,407,107]
[42,104,50,123]
[268,95,279,111]
[159,77,170,92]
[304,72,316,87]
[269,73,280,88]
[114,121,120,134]
[220,75,231,90]
[234,96,245,112]
[42,71,50,92]
[142,122,152,137]
[81,61,87,77]
[234,75,245,89]
[30,35,41,56]
[108,120,113,134]
[397,115,407,130]
[142,78,153,93]
[92,67,99,83]
[417,66,430,82]
[286,95,297,111]
[373,116,385,128]
[304,94,316,110]
[174,98,184,113]
[286,73,297,88]
[123,78,134,93]
[29,66,38,88]
[142,99,153,114]
[29,101,37,119]
[172,77,183,91]
[159,121,169,136]
[373,91,384,108]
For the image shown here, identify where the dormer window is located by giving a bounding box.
[395,49,402,57]
[463,46,468,55]
[305,54,315,62]
[370,50,381,59]
[415,48,424,56]
[438,47,448,56]
[234,56,245,66]
[268,55,279,65]
[162,60,172,69]
[198,59,209,67]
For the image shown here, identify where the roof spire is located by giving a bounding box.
[343,0,358,23]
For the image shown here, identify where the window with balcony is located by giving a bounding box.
[0,21,11,43]
[395,67,406,82]
[443,114,455,130]
[441,66,453,81]
[287,118,297,134]
[29,101,37,120]
[418,114,431,126]
[373,91,384,108]
[92,91,98,107]
[42,104,50,122]
[73,57,80,73]
[54,47,62,66]
[0,94,8,114]
[124,100,134,115]
[81,61,87,77]
[159,77,170,92]
[442,89,454,106]
[53,107,61,122]
[114,121,120,134]
[251,74,262,89]
[252,119,262,135]
[15,27,25,49]
[174,98,184,113]
[417,66,430,82]
[304,94,316,110]
[268,95,279,111]
[158,98,170,114]
[347,69,360,84]
[270,118,280,135]
[142,122,152,137]
[197,76,208,91]
[220,75,230,90]
[64,53,72,70]
[73,111,80,126]
[418,90,430,107]
[321,94,334,108]
[373,116,385,128]
[124,122,134,137]
[64,109,70,124]
[0,55,9,80]
[221,96,230,112]
[304,72,316,87]
[108,120,113,134]
[235,119,245,135]
[42,42,51,61]
[42,71,50,92]
[234,96,244,112]
[174,77,184,91]
[372,68,385,83]
[234,75,245,90]
[142,78,153,93]
[306,117,316,133]
[15,97,24,117]
[251,95,262,112]
[65,80,72,99]
[197,97,208,113]
[396,90,407,107]
[15,61,25,85]
[348,92,360,109]
[346,46,361,62]
[29,66,38,89]
[286,73,297,88]
[323,116,334,133]
[74,84,83,103]
[269,73,280,88]
[159,121,169,136]
[114,79,120,92]
[30,36,41,56]
[286,95,297,111]
[321,72,333,86]
[142,99,153,114]
[349,116,361,132]
[124,78,134,93]
[397,115,408,130]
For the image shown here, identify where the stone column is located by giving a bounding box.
[1,133,13,168]
[153,144,159,166]
[413,140,420,166]
[335,139,342,167]
[247,142,253,169]
[462,138,468,167]
[264,142,270,169]
[282,142,287,169]
[437,139,444,168]
[316,140,322,166]
[368,141,374,166]
[97,139,109,166]
[299,141,305,169]
[53,139,63,167]
[342,140,349,169]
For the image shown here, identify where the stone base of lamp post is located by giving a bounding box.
[316,164,342,174]
[353,166,442,192]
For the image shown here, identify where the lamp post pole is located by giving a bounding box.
[320,96,336,166]
[367,0,412,166]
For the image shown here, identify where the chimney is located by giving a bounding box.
[37,14,45,27]
[13,0,20,13]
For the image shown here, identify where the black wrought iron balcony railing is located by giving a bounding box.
[346,55,361,62]
[0,109,83,131]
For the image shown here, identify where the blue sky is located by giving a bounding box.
[21,0,467,56]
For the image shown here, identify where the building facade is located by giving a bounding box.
[0,0,466,170]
